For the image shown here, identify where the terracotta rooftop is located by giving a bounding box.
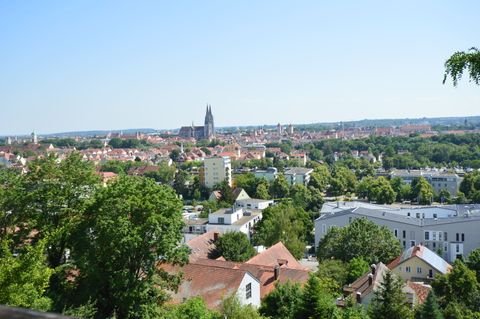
[160,262,254,309]
[186,231,218,262]
[191,258,310,298]
[246,242,306,270]
[407,281,431,305]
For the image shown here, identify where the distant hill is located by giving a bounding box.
[3,115,480,138]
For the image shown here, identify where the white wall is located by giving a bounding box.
[236,273,261,308]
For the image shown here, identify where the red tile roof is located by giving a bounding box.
[246,242,306,270]
[407,281,431,305]
[186,231,218,262]
[160,262,254,309]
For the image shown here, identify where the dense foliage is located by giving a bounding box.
[317,218,402,264]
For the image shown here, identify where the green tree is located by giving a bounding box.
[317,218,402,265]
[369,177,396,204]
[255,180,270,200]
[415,291,443,319]
[300,275,339,319]
[290,184,312,210]
[316,259,348,290]
[220,294,266,319]
[259,282,303,319]
[309,165,331,192]
[443,47,480,86]
[164,297,216,319]
[214,231,256,262]
[0,240,53,311]
[71,176,189,319]
[20,153,100,268]
[411,177,434,205]
[432,259,480,311]
[346,257,370,284]
[234,173,258,197]
[270,174,290,198]
[369,271,413,319]
[253,202,311,259]
[466,248,480,282]
[144,162,176,185]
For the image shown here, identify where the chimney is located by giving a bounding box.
[368,273,373,286]
[370,264,377,275]
[274,265,280,280]
[213,232,219,242]
[356,292,362,303]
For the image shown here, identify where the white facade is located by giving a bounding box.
[203,156,232,188]
[315,203,480,263]
[236,273,261,308]
[207,207,262,239]
[235,198,274,210]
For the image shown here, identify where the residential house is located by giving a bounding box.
[388,244,452,282]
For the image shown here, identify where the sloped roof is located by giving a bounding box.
[161,262,253,309]
[186,231,218,262]
[232,187,250,200]
[246,242,305,270]
[344,262,389,299]
[407,281,431,305]
[388,245,452,274]
[191,258,309,298]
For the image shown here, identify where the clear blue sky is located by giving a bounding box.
[0,0,478,135]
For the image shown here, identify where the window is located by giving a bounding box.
[416,213,421,219]
[439,232,442,241]
[433,213,438,218]
[246,283,252,299]
[218,217,224,224]
[402,230,406,239]
[456,244,460,253]
[410,231,415,240]
[417,267,422,274]
[424,232,430,240]
[403,241,406,248]
[394,229,399,237]
[406,266,411,273]
[432,232,437,241]
[410,240,416,247]
[456,233,459,241]
[462,233,465,242]
[444,232,448,241]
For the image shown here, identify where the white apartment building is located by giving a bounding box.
[203,156,232,188]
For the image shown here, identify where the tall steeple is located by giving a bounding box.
[203,104,215,140]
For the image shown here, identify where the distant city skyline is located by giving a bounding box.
[1,1,479,135]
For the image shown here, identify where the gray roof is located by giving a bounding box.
[317,205,480,227]
[394,245,451,274]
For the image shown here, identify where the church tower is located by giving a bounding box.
[204,104,215,139]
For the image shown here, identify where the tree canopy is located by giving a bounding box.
[443,47,480,86]
[317,217,402,265]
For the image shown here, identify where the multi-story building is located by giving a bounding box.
[206,207,262,240]
[315,202,480,263]
[284,167,313,186]
[253,167,278,182]
[390,169,462,196]
[203,156,232,188]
